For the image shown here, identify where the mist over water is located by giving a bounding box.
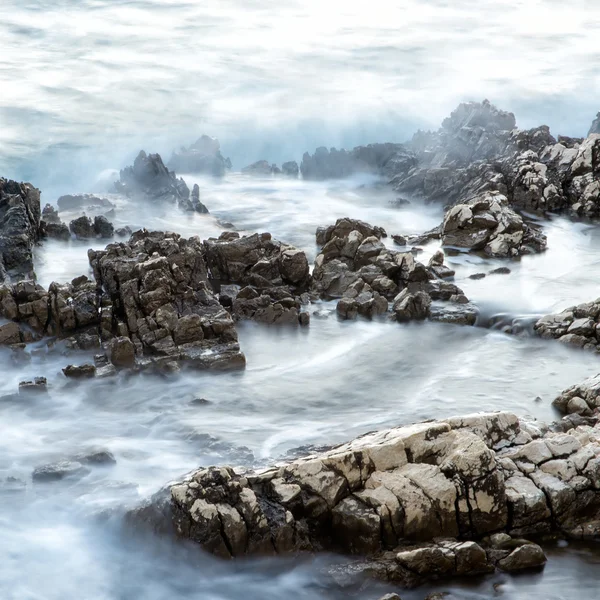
[3,1,600,599]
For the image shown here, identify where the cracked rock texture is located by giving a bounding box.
[134,410,600,585]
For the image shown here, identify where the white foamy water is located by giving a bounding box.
[3,1,600,598]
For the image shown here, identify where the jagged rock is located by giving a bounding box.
[63,364,96,379]
[242,160,278,176]
[168,135,231,177]
[41,204,61,224]
[135,410,600,586]
[281,161,299,177]
[115,151,190,205]
[441,191,547,257]
[429,299,478,326]
[392,234,407,246]
[74,448,116,465]
[0,178,41,283]
[69,216,95,239]
[534,298,600,352]
[179,183,209,214]
[589,113,600,137]
[32,461,90,482]
[301,144,416,180]
[393,289,430,322]
[115,226,132,238]
[57,194,115,211]
[94,215,114,238]
[40,221,70,241]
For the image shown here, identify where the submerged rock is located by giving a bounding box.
[18,377,48,395]
[0,178,41,283]
[168,135,231,177]
[32,460,90,482]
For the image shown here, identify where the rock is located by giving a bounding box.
[553,374,600,415]
[74,448,117,465]
[281,161,299,177]
[18,377,47,395]
[242,160,278,176]
[62,364,96,379]
[32,461,90,482]
[0,178,41,283]
[490,267,511,275]
[392,289,430,322]
[441,191,547,257]
[534,298,600,353]
[116,226,133,238]
[93,215,114,238]
[40,221,71,241]
[115,151,190,206]
[316,218,387,246]
[376,594,402,600]
[168,136,231,177]
[588,112,600,137]
[57,194,115,212]
[469,272,486,280]
[392,235,407,246]
[497,543,547,572]
[69,216,95,239]
[110,336,136,368]
[42,203,61,224]
[301,143,416,180]
[0,321,24,345]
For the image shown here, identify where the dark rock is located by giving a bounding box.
[0,178,41,283]
[242,160,277,176]
[41,204,61,224]
[69,216,95,239]
[115,226,132,238]
[41,221,71,241]
[62,364,96,379]
[18,377,47,395]
[589,112,600,136]
[392,234,407,246]
[93,215,114,238]
[110,336,136,368]
[281,161,299,177]
[469,273,486,280]
[497,543,547,572]
[393,289,431,322]
[490,267,511,275]
[168,136,231,177]
[57,194,115,211]
[74,449,117,465]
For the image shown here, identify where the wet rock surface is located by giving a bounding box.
[0,178,41,283]
[534,298,600,352]
[135,410,600,586]
[168,135,231,177]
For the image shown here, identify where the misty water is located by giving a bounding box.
[2,1,600,599]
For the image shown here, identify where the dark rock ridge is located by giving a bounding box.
[57,194,115,212]
[301,144,416,181]
[115,151,191,207]
[69,215,115,240]
[133,410,600,586]
[0,228,312,367]
[534,297,600,352]
[168,135,232,177]
[0,178,41,283]
[179,184,209,214]
[589,112,600,136]
[312,218,477,325]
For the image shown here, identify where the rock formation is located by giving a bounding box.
[312,217,477,325]
[115,151,191,206]
[534,297,600,351]
[168,135,232,177]
[0,178,41,283]
[242,160,280,176]
[132,410,600,586]
[554,375,600,416]
[57,194,115,212]
[441,191,547,257]
[68,215,115,240]
[589,112,600,136]
[281,161,299,178]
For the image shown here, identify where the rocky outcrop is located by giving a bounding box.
[0,178,41,283]
[115,151,190,206]
[281,161,299,178]
[311,218,476,324]
[168,135,232,177]
[179,184,209,214]
[204,231,310,326]
[57,194,115,212]
[553,375,600,416]
[40,204,70,240]
[68,215,115,240]
[589,113,600,137]
[301,144,416,181]
[138,410,600,586]
[242,160,280,176]
[441,191,547,257]
[534,298,600,351]
[89,229,245,371]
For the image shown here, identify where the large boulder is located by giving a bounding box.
[168,135,231,177]
[134,410,600,586]
[0,178,41,283]
[441,191,547,257]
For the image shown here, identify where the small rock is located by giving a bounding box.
[74,449,117,465]
[392,234,407,246]
[62,364,96,379]
[93,215,115,238]
[18,377,47,395]
[190,397,212,406]
[32,461,90,482]
[115,226,132,238]
[497,543,547,572]
[490,267,511,275]
[110,336,136,368]
[469,272,486,280]
[298,312,310,327]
